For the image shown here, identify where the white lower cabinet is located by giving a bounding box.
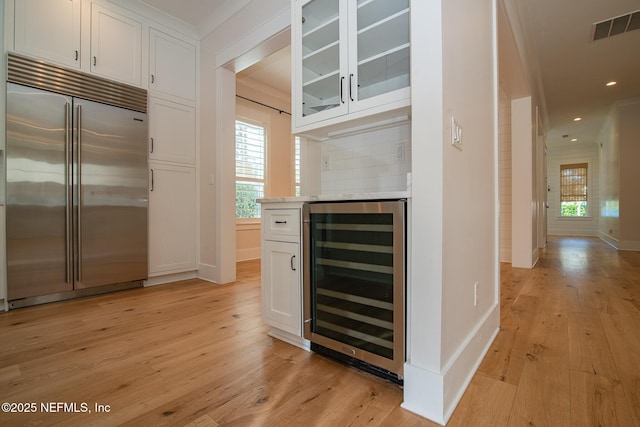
[148,163,197,275]
[262,240,300,336]
[260,204,308,349]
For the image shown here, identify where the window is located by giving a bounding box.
[235,120,265,219]
[560,163,588,217]
[294,136,301,196]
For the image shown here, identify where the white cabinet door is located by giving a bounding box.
[292,0,411,134]
[347,0,410,113]
[90,4,142,86]
[149,29,197,101]
[14,0,81,68]
[148,163,197,275]
[149,98,196,165]
[262,240,301,335]
[293,0,349,127]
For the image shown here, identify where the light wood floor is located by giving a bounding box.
[1,237,639,426]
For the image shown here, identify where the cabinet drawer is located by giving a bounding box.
[263,209,300,239]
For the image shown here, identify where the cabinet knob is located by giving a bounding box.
[151,74,155,84]
[93,56,97,67]
[75,50,79,61]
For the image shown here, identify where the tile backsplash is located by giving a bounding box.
[320,123,411,194]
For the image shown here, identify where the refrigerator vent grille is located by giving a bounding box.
[7,53,147,113]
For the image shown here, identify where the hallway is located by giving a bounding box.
[467,236,640,426]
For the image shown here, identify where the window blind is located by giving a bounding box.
[560,163,588,202]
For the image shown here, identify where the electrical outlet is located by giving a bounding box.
[473,281,479,307]
[451,117,463,150]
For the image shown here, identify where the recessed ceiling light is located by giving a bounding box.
[574,117,582,121]
[606,81,617,86]
[571,138,578,142]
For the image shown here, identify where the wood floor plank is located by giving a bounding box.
[447,374,517,427]
[1,237,638,426]
[570,370,636,427]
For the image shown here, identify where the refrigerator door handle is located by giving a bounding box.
[76,105,83,283]
[65,102,72,284]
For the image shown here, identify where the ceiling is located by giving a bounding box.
[136,0,640,148]
[138,0,252,38]
[236,46,291,96]
[520,0,640,147]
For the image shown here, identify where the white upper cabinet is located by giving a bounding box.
[293,0,410,136]
[90,4,142,86]
[149,97,196,165]
[14,0,82,69]
[149,29,197,102]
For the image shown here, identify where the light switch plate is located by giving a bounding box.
[322,154,331,171]
[451,117,463,150]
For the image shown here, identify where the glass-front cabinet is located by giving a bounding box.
[293,0,410,134]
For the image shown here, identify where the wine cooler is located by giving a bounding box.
[302,200,406,383]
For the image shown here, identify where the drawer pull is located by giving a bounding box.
[290,255,296,271]
[275,220,287,224]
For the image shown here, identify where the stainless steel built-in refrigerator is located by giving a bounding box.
[6,54,148,308]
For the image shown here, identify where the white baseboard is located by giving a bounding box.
[197,263,218,283]
[236,247,261,262]
[499,249,511,263]
[620,240,640,251]
[402,304,500,425]
[268,328,311,351]
[531,247,539,267]
[145,271,197,287]
[548,229,598,237]
[599,231,619,249]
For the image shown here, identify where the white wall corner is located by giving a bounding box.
[402,305,500,425]
[214,66,237,284]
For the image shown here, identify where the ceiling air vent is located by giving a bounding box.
[593,10,640,41]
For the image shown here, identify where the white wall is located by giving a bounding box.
[320,124,411,194]
[598,110,620,246]
[547,143,600,236]
[511,97,538,268]
[499,86,513,262]
[618,100,640,250]
[402,0,499,424]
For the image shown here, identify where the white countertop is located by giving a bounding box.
[258,191,410,204]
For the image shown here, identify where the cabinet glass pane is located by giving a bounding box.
[357,0,410,101]
[302,0,341,117]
